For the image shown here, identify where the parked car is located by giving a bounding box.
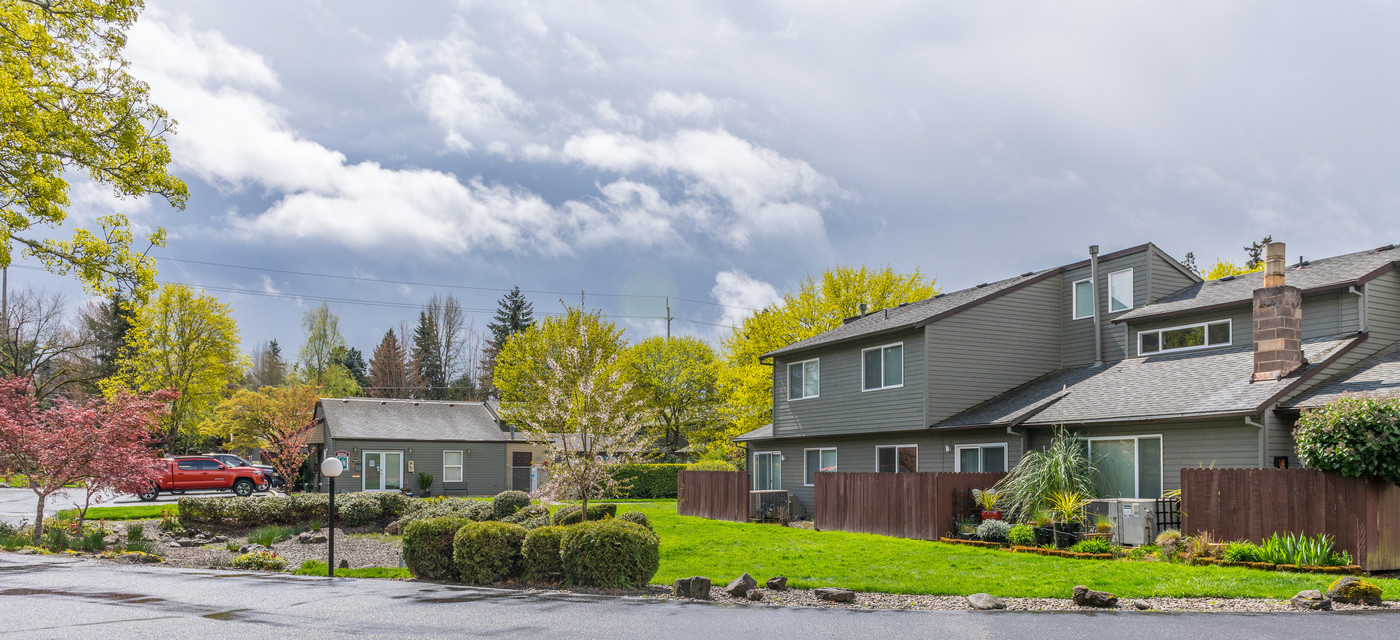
[137,456,265,501]
[203,452,283,492]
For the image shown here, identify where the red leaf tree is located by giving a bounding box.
[0,377,173,544]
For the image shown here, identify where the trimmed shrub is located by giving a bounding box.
[500,504,549,525]
[553,503,617,526]
[178,493,407,529]
[397,498,492,531]
[522,514,551,530]
[520,525,567,584]
[687,459,737,472]
[975,519,1011,543]
[618,511,651,531]
[560,519,660,589]
[1007,523,1035,547]
[403,517,473,581]
[609,464,686,498]
[1295,395,1400,485]
[452,521,527,584]
[493,491,532,519]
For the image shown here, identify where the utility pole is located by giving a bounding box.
[665,297,672,340]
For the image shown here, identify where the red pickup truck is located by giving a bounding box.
[137,456,266,501]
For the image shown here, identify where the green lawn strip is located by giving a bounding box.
[56,504,173,521]
[294,561,411,579]
[624,503,1400,600]
[2,476,83,488]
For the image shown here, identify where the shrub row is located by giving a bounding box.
[552,503,616,526]
[178,492,411,528]
[609,464,687,499]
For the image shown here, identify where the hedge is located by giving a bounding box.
[403,516,474,581]
[609,464,686,498]
[492,491,531,519]
[560,519,660,589]
[618,511,651,531]
[178,492,411,528]
[553,503,617,526]
[521,526,567,584]
[453,521,527,584]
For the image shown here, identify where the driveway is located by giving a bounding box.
[0,555,1396,639]
[0,487,273,526]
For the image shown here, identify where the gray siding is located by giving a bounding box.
[1124,290,1359,359]
[320,438,507,496]
[1365,269,1400,342]
[1061,250,1150,367]
[1026,418,1260,492]
[1149,247,1200,303]
[1127,308,1253,357]
[771,330,926,438]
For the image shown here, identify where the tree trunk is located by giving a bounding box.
[580,494,588,523]
[32,492,45,546]
[77,484,93,532]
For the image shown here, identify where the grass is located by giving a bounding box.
[247,525,302,547]
[294,561,412,579]
[58,504,171,521]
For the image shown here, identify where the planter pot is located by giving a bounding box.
[980,510,1002,521]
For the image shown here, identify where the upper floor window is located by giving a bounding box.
[862,343,904,391]
[1139,319,1231,355]
[1072,279,1094,320]
[1108,269,1134,312]
[787,358,819,400]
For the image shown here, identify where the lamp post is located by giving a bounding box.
[320,457,344,578]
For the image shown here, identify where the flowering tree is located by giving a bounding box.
[203,384,321,492]
[0,377,172,544]
[500,306,644,521]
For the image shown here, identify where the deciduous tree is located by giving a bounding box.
[367,328,411,398]
[621,336,721,451]
[292,303,358,397]
[0,286,98,399]
[200,384,319,490]
[244,339,286,388]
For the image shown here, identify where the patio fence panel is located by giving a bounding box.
[813,471,1006,540]
[677,470,750,522]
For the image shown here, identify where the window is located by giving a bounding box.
[1108,269,1134,312]
[753,452,781,490]
[954,444,1008,473]
[1139,320,1231,355]
[1072,279,1094,320]
[804,448,837,486]
[443,451,463,484]
[177,460,199,471]
[876,445,917,473]
[1087,436,1162,499]
[199,460,224,470]
[787,359,819,400]
[862,343,904,391]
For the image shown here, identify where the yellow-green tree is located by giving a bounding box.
[291,302,360,397]
[494,305,626,430]
[716,266,937,454]
[2,0,187,295]
[1202,260,1260,280]
[200,384,321,452]
[105,284,248,451]
[620,336,721,451]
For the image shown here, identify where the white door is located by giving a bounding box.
[362,451,404,491]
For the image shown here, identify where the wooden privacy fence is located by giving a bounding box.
[677,470,749,522]
[814,472,1006,540]
[1181,468,1400,571]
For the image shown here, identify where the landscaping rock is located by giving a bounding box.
[338,559,350,569]
[746,589,764,601]
[1290,590,1332,611]
[1326,576,1383,606]
[766,576,788,591]
[1131,600,1151,610]
[385,520,402,536]
[112,552,162,564]
[672,576,711,599]
[297,532,328,544]
[723,573,757,597]
[815,588,856,603]
[966,593,1005,610]
[1071,585,1118,608]
[239,543,269,554]
[167,542,181,549]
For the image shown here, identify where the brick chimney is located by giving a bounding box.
[1252,242,1304,382]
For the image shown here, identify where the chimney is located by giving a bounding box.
[1252,242,1304,382]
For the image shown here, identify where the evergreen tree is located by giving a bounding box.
[412,310,446,400]
[1244,235,1274,270]
[338,346,368,390]
[367,329,411,398]
[484,286,535,397]
[84,292,134,381]
[244,339,287,388]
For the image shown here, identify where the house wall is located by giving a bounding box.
[1060,249,1150,367]
[319,438,507,496]
[1148,247,1200,302]
[771,329,926,439]
[1123,290,1360,359]
[1025,418,1261,492]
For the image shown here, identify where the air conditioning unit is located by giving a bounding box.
[1086,499,1157,546]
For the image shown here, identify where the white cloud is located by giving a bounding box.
[711,270,780,328]
[561,32,608,75]
[647,91,717,121]
[386,31,528,155]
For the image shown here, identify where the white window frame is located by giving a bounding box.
[861,342,905,392]
[1071,278,1094,320]
[875,444,918,473]
[1138,319,1232,356]
[362,450,404,492]
[787,358,820,401]
[1085,435,1163,499]
[803,447,838,486]
[953,443,1009,473]
[1108,268,1134,313]
[753,451,782,490]
[443,450,463,484]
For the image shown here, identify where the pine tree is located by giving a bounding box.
[1244,235,1274,270]
[84,292,134,381]
[367,330,410,398]
[484,287,535,397]
[335,346,368,390]
[412,310,445,400]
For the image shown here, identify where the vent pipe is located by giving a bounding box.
[1090,245,1103,367]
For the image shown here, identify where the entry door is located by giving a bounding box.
[511,452,532,491]
[363,451,404,491]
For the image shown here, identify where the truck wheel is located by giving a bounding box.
[233,479,254,497]
[138,485,160,501]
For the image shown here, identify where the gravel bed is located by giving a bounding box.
[111,520,402,571]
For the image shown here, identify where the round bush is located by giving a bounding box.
[975,519,1011,543]
[1296,395,1400,484]
[1007,523,1035,546]
[618,511,651,531]
[520,525,567,584]
[501,504,549,524]
[493,491,532,519]
[552,503,617,526]
[452,521,528,584]
[403,516,474,581]
[336,494,382,527]
[560,520,659,589]
[688,459,738,472]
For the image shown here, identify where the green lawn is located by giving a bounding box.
[294,561,412,579]
[57,504,172,521]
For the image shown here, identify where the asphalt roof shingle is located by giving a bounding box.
[321,398,507,442]
[936,333,1363,428]
[1282,340,1400,409]
[733,424,774,442]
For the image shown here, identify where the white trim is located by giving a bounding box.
[860,342,906,392]
[875,444,918,473]
[787,358,820,401]
[803,447,838,486]
[443,450,463,484]
[753,451,782,490]
[1071,278,1094,320]
[1138,319,1232,356]
[953,443,1009,473]
[1085,435,1164,499]
[362,450,404,492]
[1108,268,1135,312]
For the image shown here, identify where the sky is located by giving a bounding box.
[18,1,1400,358]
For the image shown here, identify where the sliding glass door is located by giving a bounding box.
[362,451,404,491]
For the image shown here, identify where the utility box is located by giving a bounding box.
[1086,499,1157,546]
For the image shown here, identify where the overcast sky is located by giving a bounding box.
[20,1,1400,356]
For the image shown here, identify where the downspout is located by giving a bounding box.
[1244,414,1265,468]
[1006,425,1027,466]
[1349,285,1368,332]
[1091,245,1103,367]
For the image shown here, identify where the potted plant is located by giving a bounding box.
[417,472,434,497]
[973,488,1002,520]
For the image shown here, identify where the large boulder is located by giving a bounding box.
[1327,576,1383,606]
[673,576,712,599]
[815,587,856,603]
[1290,590,1333,611]
[723,573,757,597]
[1071,585,1118,608]
[966,593,1006,610]
[766,576,788,591]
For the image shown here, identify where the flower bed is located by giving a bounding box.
[944,536,1362,573]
